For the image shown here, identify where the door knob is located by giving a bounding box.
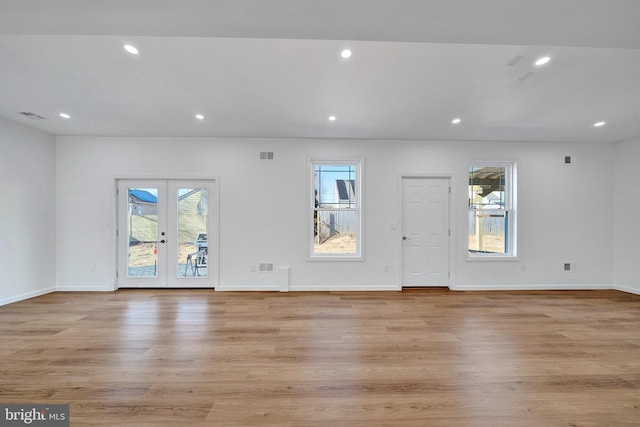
[402,236,409,240]
[160,239,166,244]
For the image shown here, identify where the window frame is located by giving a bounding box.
[309,158,364,260]
[467,160,517,260]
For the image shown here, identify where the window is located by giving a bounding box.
[311,160,362,258]
[468,161,517,258]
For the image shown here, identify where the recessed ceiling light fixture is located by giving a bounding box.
[195,114,204,120]
[328,115,337,121]
[451,117,462,125]
[124,44,139,55]
[59,112,71,119]
[340,49,352,59]
[535,56,551,66]
[593,121,606,127]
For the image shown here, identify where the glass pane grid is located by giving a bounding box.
[468,164,512,255]
[313,163,359,256]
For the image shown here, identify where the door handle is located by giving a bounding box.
[160,239,166,244]
[402,236,410,241]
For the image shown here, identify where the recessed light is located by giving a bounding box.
[535,56,551,66]
[451,118,462,125]
[124,44,139,55]
[195,114,204,120]
[593,121,606,127]
[328,115,337,121]
[340,49,352,59]
[59,113,70,119]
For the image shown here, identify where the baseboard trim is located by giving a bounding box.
[0,287,56,306]
[56,284,116,292]
[215,284,280,292]
[614,285,640,296]
[289,284,402,292]
[449,284,613,291]
[215,284,401,292]
[8,283,632,298]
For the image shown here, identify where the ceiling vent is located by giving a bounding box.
[259,151,275,160]
[17,111,48,120]
[517,72,535,82]
[505,55,525,67]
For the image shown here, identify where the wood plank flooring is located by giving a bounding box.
[1,289,639,426]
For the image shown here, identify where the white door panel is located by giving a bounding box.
[401,177,450,287]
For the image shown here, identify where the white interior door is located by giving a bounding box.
[401,177,450,287]
[117,179,217,288]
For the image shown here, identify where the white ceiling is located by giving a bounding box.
[1,0,639,143]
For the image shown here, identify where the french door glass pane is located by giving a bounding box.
[127,187,158,277]
[177,188,208,277]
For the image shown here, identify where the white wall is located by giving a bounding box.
[613,137,640,295]
[55,136,614,291]
[0,118,56,305]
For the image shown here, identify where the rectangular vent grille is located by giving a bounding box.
[517,72,535,82]
[505,55,525,67]
[564,156,572,164]
[564,263,572,272]
[260,151,275,160]
[17,111,47,120]
[259,263,274,272]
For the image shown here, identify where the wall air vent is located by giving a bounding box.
[564,155,578,165]
[259,263,274,272]
[259,151,275,160]
[17,111,48,120]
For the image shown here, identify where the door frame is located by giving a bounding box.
[398,173,455,288]
[114,176,219,289]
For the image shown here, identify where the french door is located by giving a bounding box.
[117,179,217,288]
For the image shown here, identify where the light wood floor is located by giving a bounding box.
[1,289,639,426]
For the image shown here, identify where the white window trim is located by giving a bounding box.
[467,160,518,260]
[309,158,364,261]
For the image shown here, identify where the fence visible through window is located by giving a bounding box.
[468,163,515,256]
[312,163,359,256]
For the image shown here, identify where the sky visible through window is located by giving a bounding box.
[131,188,194,198]
[314,164,356,207]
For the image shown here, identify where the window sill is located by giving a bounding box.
[466,255,520,262]
[308,255,364,262]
